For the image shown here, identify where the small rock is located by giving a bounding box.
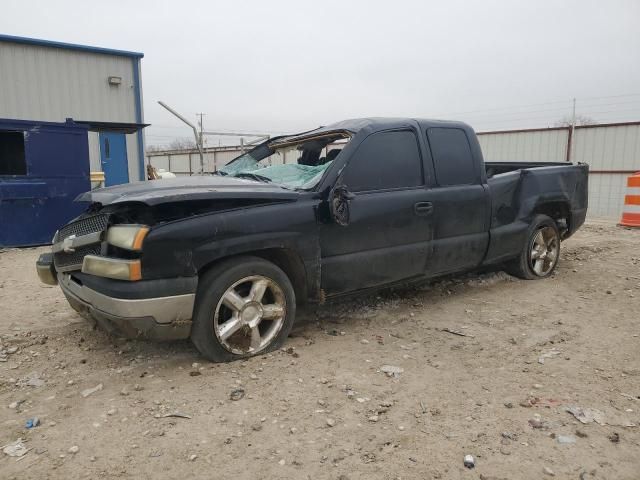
[189,371,201,377]
[543,466,555,476]
[189,454,197,461]
[463,454,475,469]
[557,435,576,444]
[81,383,103,398]
[191,363,200,369]
[368,415,379,422]
[380,365,404,378]
[68,445,79,454]
[107,409,117,416]
[532,384,543,389]
[6,346,18,354]
[608,432,620,443]
[326,418,336,427]
[134,384,144,391]
[26,376,45,387]
[278,459,286,466]
[360,339,369,344]
[230,389,245,401]
[575,429,588,438]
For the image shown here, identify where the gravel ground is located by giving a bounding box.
[0,219,639,479]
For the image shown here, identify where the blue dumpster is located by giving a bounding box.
[0,118,90,247]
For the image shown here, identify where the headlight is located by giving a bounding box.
[106,225,149,251]
[82,255,142,281]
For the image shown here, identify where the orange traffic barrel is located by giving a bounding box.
[619,171,640,228]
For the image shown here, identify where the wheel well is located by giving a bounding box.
[198,249,308,303]
[533,201,570,237]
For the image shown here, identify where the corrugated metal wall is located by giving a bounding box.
[478,129,569,162]
[0,40,142,181]
[478,123,640,218]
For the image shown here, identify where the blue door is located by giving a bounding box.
[99,132,129,186]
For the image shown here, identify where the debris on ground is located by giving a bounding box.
[463,454,475,468]
[608,432,620,443]
[556,435,577,444]
[25,417,40,429]
[25,373,45,387]
[2,439,28,457]
[543,466,556,476]
[380,365,404,378]
[565,405,606,425]
[68,445,79,454]
[442,328,474,338]
[161,412,191,419]
[81,383,103,398]
[230,389,245,401]
[538,348,561,364]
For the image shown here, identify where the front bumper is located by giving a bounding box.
[37,254,197,340]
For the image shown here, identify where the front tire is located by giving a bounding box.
[507,215,561,280]
[191,256,296,362]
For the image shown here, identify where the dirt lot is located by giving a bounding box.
[0,219,639,480]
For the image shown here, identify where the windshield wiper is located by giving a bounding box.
[233,172,272,183]
[213,170,228,176]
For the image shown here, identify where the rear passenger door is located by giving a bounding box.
[319,129,434,295]
[423,127,490,275]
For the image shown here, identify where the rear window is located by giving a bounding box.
[342,130,423,192]
[426,128,476,186]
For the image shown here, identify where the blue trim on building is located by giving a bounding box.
[0,34,144,58]
[131,58,146,180]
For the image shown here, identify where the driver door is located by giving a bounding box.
[319,130,434,295]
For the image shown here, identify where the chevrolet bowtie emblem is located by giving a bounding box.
[62,234,76,253]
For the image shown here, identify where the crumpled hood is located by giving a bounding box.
[76,176,300,206]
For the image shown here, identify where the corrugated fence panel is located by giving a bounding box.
[573,124,640,171]
[478,129,568,162]
[588,174,629,217]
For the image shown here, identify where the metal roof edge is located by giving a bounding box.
[0,34,144,58]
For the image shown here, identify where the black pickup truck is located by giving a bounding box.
[36,118,588,362]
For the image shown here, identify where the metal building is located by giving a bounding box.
[0,34,146,246]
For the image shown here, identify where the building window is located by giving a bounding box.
[0,131,27,175]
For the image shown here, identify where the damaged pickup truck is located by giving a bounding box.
[36,118,588,362]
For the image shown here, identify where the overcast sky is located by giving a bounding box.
[2,0,639,147]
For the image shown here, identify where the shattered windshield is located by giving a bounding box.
[219,132,350,189]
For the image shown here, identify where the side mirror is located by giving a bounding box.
[329,184,355,226]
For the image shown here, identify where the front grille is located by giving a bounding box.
[57,214,109,240]
[54,244,102,271]
[54,214,110,272]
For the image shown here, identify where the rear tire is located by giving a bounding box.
[191,256,296,362]
[506,215,560,280]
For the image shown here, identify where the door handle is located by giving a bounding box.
[414,201,433,216]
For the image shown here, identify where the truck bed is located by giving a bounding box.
[485,161,572,178]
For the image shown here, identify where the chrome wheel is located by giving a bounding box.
[528,226,559,276]
[213,275,286,355]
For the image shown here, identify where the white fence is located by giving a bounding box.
[147,121,640,219]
